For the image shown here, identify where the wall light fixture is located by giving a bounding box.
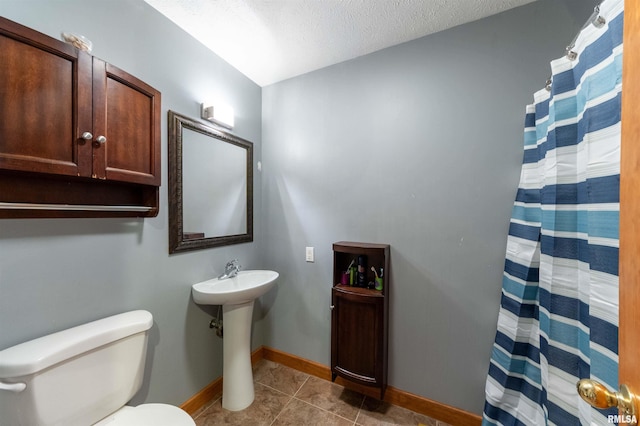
[200,102,234,129]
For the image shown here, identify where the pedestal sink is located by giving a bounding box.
[192,270,278,411]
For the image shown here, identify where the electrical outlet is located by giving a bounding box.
[305,246,315,262]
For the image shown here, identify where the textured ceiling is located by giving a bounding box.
[145,0,537,87]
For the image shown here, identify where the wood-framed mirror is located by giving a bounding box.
[168,110,253,254]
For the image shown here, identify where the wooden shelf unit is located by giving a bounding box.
[331,241,390,399]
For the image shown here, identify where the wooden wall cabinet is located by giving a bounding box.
[0,17,161,218]
[331,241,390,399]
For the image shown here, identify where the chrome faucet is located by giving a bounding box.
[218,259,241,279]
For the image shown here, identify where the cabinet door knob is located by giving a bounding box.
[95,135,107,144]
[81,131,93,141]
[330,305,335,310]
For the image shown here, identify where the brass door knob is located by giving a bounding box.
[577,379,637,424]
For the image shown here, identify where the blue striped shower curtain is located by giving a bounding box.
[483,0,623,424]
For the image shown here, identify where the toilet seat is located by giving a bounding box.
[94,403,195,425]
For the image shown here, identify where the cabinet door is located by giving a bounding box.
[0,18,93,178]
[92,60,160,185]
[331,289,384,386]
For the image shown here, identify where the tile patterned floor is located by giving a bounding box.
[192,360,452,426]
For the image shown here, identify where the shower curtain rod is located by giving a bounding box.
[567,3,606,56]
[546,3,605,91]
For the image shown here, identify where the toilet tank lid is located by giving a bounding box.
[0,310,153,378]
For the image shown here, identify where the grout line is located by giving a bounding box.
[289,376,365,424]
[254,381,296,398]
[353,393,367,425]
[237,376,366,426]
[261,371,362,424]
[289,397,360,424]
[291,375,310,399]
[268,395,295,426]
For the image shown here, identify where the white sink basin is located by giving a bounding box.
[192,270,279,306]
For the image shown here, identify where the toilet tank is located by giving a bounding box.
[0,310,153,426]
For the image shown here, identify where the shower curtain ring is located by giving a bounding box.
[592,5,606,28]
[566,46,578,61]
[592,15,606,28]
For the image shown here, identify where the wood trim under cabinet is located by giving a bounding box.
[180,345,481,426]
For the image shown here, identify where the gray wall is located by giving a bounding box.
[0,0,597,417]
[260,0,597,414]
[0,0,263,407]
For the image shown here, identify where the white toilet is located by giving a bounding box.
[0,310,195,426]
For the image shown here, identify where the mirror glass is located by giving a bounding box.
[169,110,253,253]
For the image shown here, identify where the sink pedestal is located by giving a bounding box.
[222,300,255,411]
